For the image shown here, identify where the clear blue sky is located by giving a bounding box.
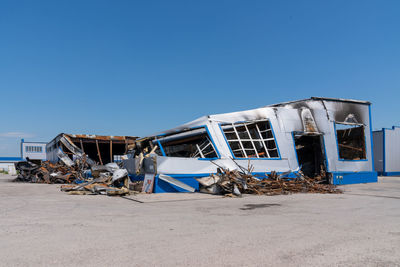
[0,0,399,156]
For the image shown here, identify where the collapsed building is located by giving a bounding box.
[373,126,400,176]
[14,134,138,196]
[47,133,138,165]
[124,97,377,193]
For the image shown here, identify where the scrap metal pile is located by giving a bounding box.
[14,159,131,196]
[59,165,130,196]
[14,159,90,184]
[196,169,342,197]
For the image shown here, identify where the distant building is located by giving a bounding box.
[21,139,47,162]
[373,126,400,176]
[0,140,47,174]
[0,157,21,174]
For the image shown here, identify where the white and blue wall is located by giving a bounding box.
[21,139,47,161]
[373,126,400,176]
[131,97,378,193]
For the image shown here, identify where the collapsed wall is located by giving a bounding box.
[124,97,377,193]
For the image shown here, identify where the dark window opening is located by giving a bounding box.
[158,128,218,158]
[221,120,279,158]
[335,123,366,160]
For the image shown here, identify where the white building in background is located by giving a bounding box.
[21,139,47,162]
[373,126,400,176]
[0,140,47,175]
[0,157,21,174]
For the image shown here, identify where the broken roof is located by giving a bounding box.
[149,97,371,137]
[48,133,138,144]
[267,97,371,107]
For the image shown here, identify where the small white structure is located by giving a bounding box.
[373,126,400,176]
[21,139,47,162]
[127,97,378,193]
[0,157,21,175]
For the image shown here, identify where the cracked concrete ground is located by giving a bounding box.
[0,174,399,266]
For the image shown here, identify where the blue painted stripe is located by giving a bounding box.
[368,105,375,170]
[380,125,400,131]
[152,171,302,193]
[134,169,378,193]
[205,125,221,159]
[156,140,166,156]
[330,171,377,185]
[0,157,23,161]
[382,171,400,176]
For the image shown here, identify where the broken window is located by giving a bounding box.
[221,120,279,158]
[157,128,218,158]
[335,123,366,160]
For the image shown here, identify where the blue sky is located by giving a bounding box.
[0,0,399,156]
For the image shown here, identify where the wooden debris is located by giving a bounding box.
[198,169,342,197]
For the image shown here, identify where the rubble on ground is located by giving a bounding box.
[14,155,341,197]
[14,158,131,197]
[196,169,342,197]
[13,133,136,197]
[14,158,90,184]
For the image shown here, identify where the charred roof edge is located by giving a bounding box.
[267,97,371,107]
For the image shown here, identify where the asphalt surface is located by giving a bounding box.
[0,174,399,266]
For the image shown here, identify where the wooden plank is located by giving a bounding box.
[96,139,103,165]
[110,140,113,163]
[338,143,363,152]
[79,139,85,153]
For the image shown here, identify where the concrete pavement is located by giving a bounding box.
[0,174,399,266]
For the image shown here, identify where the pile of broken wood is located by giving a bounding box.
[196,169,342,197]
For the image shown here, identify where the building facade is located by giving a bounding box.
[126,97,378,193]
[21,139,47,162]
[373,126,400,176]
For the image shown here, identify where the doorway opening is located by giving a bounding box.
[293,133,327,179]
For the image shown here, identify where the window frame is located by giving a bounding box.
[334,122,368,162]
[25,145,43,153]
[156,125,221,160]
[219,119,281,160]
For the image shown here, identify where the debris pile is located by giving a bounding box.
[14,159,90,184]
[196,169,342,197]
[60,172,130,196]
[14,159,131,197]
